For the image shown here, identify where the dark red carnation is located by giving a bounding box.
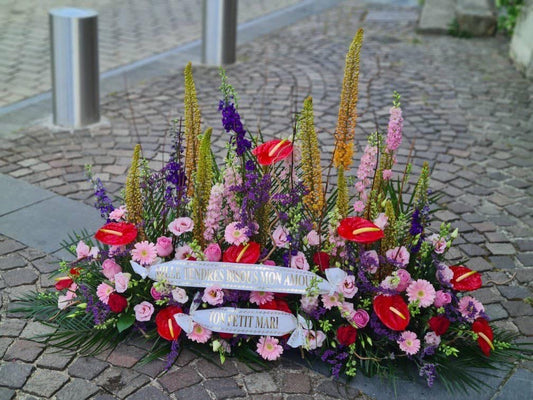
[219,332,233,340]
[69,267,81,276]
[259,299,291,314]
[223,242,261,264]
[313,252,330,271]
[252,139,293,166]
[108,293,128,313]
[95,222,137,246]
[55,277,73,291]
[337,325,358,346]
[428,315,451,336]
[337,217,384,244]
[450,265,482,291]
[373,294,410,331]
[472,318,494,356]
[155,305,183,341]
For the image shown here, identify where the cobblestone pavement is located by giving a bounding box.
[1,0,533,399]
[0,0,300,107]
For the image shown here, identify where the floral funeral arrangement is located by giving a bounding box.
[17,29,529,392]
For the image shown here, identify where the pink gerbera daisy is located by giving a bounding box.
[398,331,420,355]
[187,323,212,343]
[96,282,114,304]
[256,336,284,361]
[249,291,275,305]
[224,222,249,245]
[131,241,157,265]
[406,279,436,308]
[321,293,341,310]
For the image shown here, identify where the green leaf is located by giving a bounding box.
[117,314,135,333]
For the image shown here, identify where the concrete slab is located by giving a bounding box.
[418,0,456,34]
[456,0,497,36]
[493,368,533,400]
[0,174,55,217]
[0,193,103,255]
[510,0,533,79]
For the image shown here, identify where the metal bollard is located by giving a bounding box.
[202,0,238,65]
[49,8,100,128]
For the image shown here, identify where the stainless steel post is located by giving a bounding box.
[202,0,238,65]
[49,8,100,128]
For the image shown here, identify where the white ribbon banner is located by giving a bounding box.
[174,304,311,348]
[131,260,347,295]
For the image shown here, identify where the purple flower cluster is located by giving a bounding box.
[370,313,399,342]
[231,161,271,234]
[92,177,114,219]
[419,363,437,387]
[409,205,429,253]
[165,339,180,370]
[321,349,349,378]
[79,284,110,325]
[219,100,251,156]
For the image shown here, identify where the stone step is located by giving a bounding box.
[418,0,498,36]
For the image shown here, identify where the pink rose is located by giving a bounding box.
[114,272,131,293]
[102,259,122,281]
[386,246,410,267]
[202,285,224,306]
[134,301,154,322]
[272,226,289,248]
[352,309,370,328]
[76,241,99,260]
[204,243,222,261]
[151,286,163,300]
[290,252,309,271]
[339,275,358,299]
[396,269,412,292]
[300,295,319,314]
[156,236,173,257]
[175,244,194,260]
[171,287,189,304]
[306,230,320,246]
[434,290,452,308]
[373,213,389,230]
[109,206,126,221]
[168,217,194,236]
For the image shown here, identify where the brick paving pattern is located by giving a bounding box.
[0,0,300,107]
[1,0,532,398]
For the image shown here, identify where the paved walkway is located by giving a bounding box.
[0,0,301,107]
[1,0,532,399]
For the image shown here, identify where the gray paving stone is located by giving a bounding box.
[203,378,245,399]
[0,173,55,216]
[23,369,69,397]
[494,368,533,400]
[3,339,44,362]
[175,384,212,400]
[489,256,516,270]
[196,358,239,378]
[486,303,508,321]
[0,318,26,336]
[126,386,171,400]
[0,253,27,270]
[514,317,533,336]
[159,367,202,393]
[0,362,34,389]
[466,257,493,272]
[36,348,75,370]
[486,243,516,256]
[503,301,533,317]
[498,286,532,301]
[0,387,15,400]
[95,367,150,398]
[2,267,38,286]
[0,239,25,256]
[244,372,277,394]
[68,357,109,380]
[282,372,311,394]
[517,253,533,267]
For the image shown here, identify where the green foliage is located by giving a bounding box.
[496,0,524,35]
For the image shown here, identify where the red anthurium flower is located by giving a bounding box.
[337,217,384,244]
[428,315,451,336]
[108,293,128,313]
[155,305,183,341]
[373,294,410,331]
[223,242,261,264]
[450,265,482,291]
[337,325,358,346]
[69,267,81,276]
[472,318,494,356]
[313,252,330,272]
[252,139,293,166]
[260,299,291,314]
[55,277,73,291]
[95,222,137,246]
